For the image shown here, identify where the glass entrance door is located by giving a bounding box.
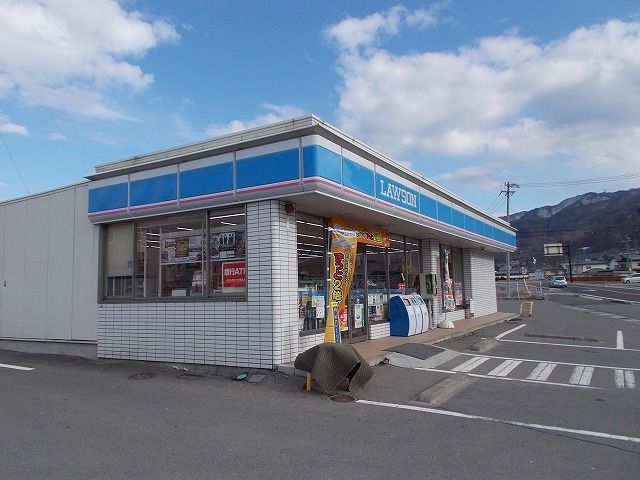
[343,244,367,343]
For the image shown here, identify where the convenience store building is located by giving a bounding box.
[0,115,516,367]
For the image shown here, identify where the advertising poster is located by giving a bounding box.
[222,261,246,289]
[175,238,190,263]
[161,238,175,264]
[454,281,464,306]
[210,231,245,259]
[442,249,456,312]
[323,229,357,343]
[188,236,202,261]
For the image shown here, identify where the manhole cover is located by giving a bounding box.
[129,372,156,380]
[176,373,205,380]
[327,394,356,403]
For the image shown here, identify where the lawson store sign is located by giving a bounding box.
[87,135,516,250]
[377,176,419,212]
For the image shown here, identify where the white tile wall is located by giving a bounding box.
[97,200,299,369]
[298,332,324,352]
[369,322,390,340]
[421,239,442,328]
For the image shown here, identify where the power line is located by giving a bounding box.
[0,131,30,195]
[520,171,640,188]
[485,191,503,212]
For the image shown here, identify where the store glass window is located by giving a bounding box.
[209,207,247,296]
[441,245,465,311]
[297,213,326,332]
[389,234,406,295]
[406,237,421,294]
[104,222,133,297]
[366,245,389,323]
[134,214,206,298]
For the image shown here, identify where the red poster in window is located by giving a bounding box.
[222,261,246,289]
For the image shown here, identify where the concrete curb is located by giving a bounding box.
[415,372,473,407]
[468,338,499,353]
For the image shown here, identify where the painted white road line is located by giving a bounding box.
[487,360,522,377]
[495,323,526,340]
[452,356,490,372]
[498,338,640,352]
[415,367,599,390]
[625,371,636,389]
[617,330,624,350]
[614,370,636,389]
[569,366,594,386]
[356,399,640,444]
[615,369,625,388]
[527,362,557,381]
[458,352,640,372]
[0,362,34,371]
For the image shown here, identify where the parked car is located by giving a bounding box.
[548,275,568,288]
[621,273,640,284]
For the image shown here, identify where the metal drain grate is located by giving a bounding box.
[524,333,600,343]
[129,372,156,380]
[176,373,205,380]
[327,394,356,403]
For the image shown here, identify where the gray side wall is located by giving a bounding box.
[0,184,98,342]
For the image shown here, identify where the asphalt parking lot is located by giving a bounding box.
[1,296,639,479]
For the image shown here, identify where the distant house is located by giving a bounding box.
[619,254,640,272]
[560,260,609,275]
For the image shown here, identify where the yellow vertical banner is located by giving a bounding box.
[323,229,358,343]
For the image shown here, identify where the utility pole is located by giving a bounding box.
[623,236,632,274]
[502,181,519,298]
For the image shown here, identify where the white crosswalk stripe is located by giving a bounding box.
[569,366,594,386]
[614,369,636,389]
[452,356,489,372]
[426,354,638,390]
[487,360,522,377]
[527,362,557,381]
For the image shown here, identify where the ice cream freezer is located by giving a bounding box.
[389,294,430,336]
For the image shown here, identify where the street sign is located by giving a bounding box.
[544,243,564,256]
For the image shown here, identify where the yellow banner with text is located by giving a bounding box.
[330,217,390,248]
[323,229,358,343]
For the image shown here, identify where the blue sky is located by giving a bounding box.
[1,0,639,215]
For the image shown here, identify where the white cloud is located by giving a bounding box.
[0,113,28,135]
[328,12,640,189]
[205,104,306,138]
[0,0,179,119]
[325,6,406,52]
[47,132,66,141]
[325,4,447,53]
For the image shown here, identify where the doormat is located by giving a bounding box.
[384,343,445,360]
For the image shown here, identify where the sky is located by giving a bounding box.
[0,0,639,215]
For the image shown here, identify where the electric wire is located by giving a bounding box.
[0,131,30,195]
[520,172,640,188]
[485,191,503,212]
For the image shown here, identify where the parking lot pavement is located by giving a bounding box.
[376,297,640,441]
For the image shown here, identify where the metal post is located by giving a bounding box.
[502,181,519,298]
[566,243,573,283]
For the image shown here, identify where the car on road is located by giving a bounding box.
[548,275,568,288]
[621,272,640,284]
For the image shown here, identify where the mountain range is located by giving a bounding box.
[503,188,640,268]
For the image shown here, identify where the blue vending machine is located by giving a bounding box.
[390,295,419,336]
